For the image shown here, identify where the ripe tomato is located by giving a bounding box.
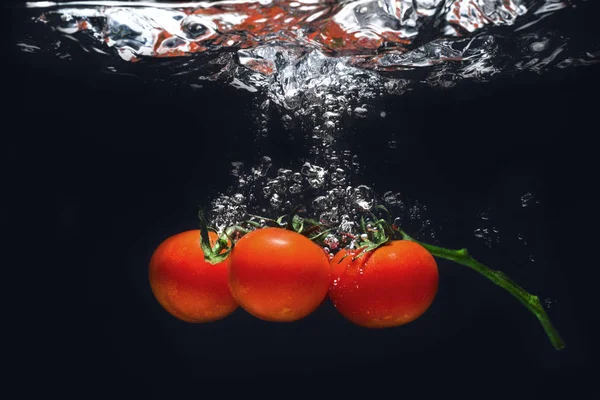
[329,240,439,328]
[149,230,238,323]
[228,227,330,322]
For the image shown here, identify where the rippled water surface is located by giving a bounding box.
[21,1,598,107]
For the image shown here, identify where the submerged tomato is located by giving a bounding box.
[228,227,330,322]
[329,240,439,328]
[149,230,238,323]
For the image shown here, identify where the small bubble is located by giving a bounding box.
[232,193,245,204]
[354,106,368,117]
[289,184,303,194]
[521,192,534,207]
[529,254,535,262]
[478,211,489,220]
[474,228,485,239]
[312,196,330,210]
[330,169,347,186]
[259,219,266,227]
[270,193,283,209]
[517,233,524,240]
[531,40,549,52]
[380,111,387,118]
[324,234,340,250]
[388,140,398,149]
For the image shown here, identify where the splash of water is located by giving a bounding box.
[22,0,597,114]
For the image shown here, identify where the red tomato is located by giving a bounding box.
[329,240,439,328]
[228,227,330,322]
[149,230,238,322]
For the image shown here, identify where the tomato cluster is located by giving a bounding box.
[149,225,439,326]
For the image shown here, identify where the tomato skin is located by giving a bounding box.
[149,230,238,323]
[329,240,439,328]
[228,227,330,322]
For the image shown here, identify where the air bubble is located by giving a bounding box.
[324,234,340,249]
[521,192,534,207]
[270,193,283,209]
[289,184,303,194]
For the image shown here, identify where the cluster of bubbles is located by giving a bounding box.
[207,148,437,255]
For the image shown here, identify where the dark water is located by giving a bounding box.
[5,0,599,388]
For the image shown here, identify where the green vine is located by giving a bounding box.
[198,206,565,350]
[397,229,565,351]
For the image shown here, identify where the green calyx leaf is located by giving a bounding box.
[198,208,236,265]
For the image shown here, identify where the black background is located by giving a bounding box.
[4,0,599,390]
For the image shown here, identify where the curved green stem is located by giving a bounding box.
[399,230,565,351]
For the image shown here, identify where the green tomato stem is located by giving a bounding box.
[197,209,235,265]
[399,230,565,351]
